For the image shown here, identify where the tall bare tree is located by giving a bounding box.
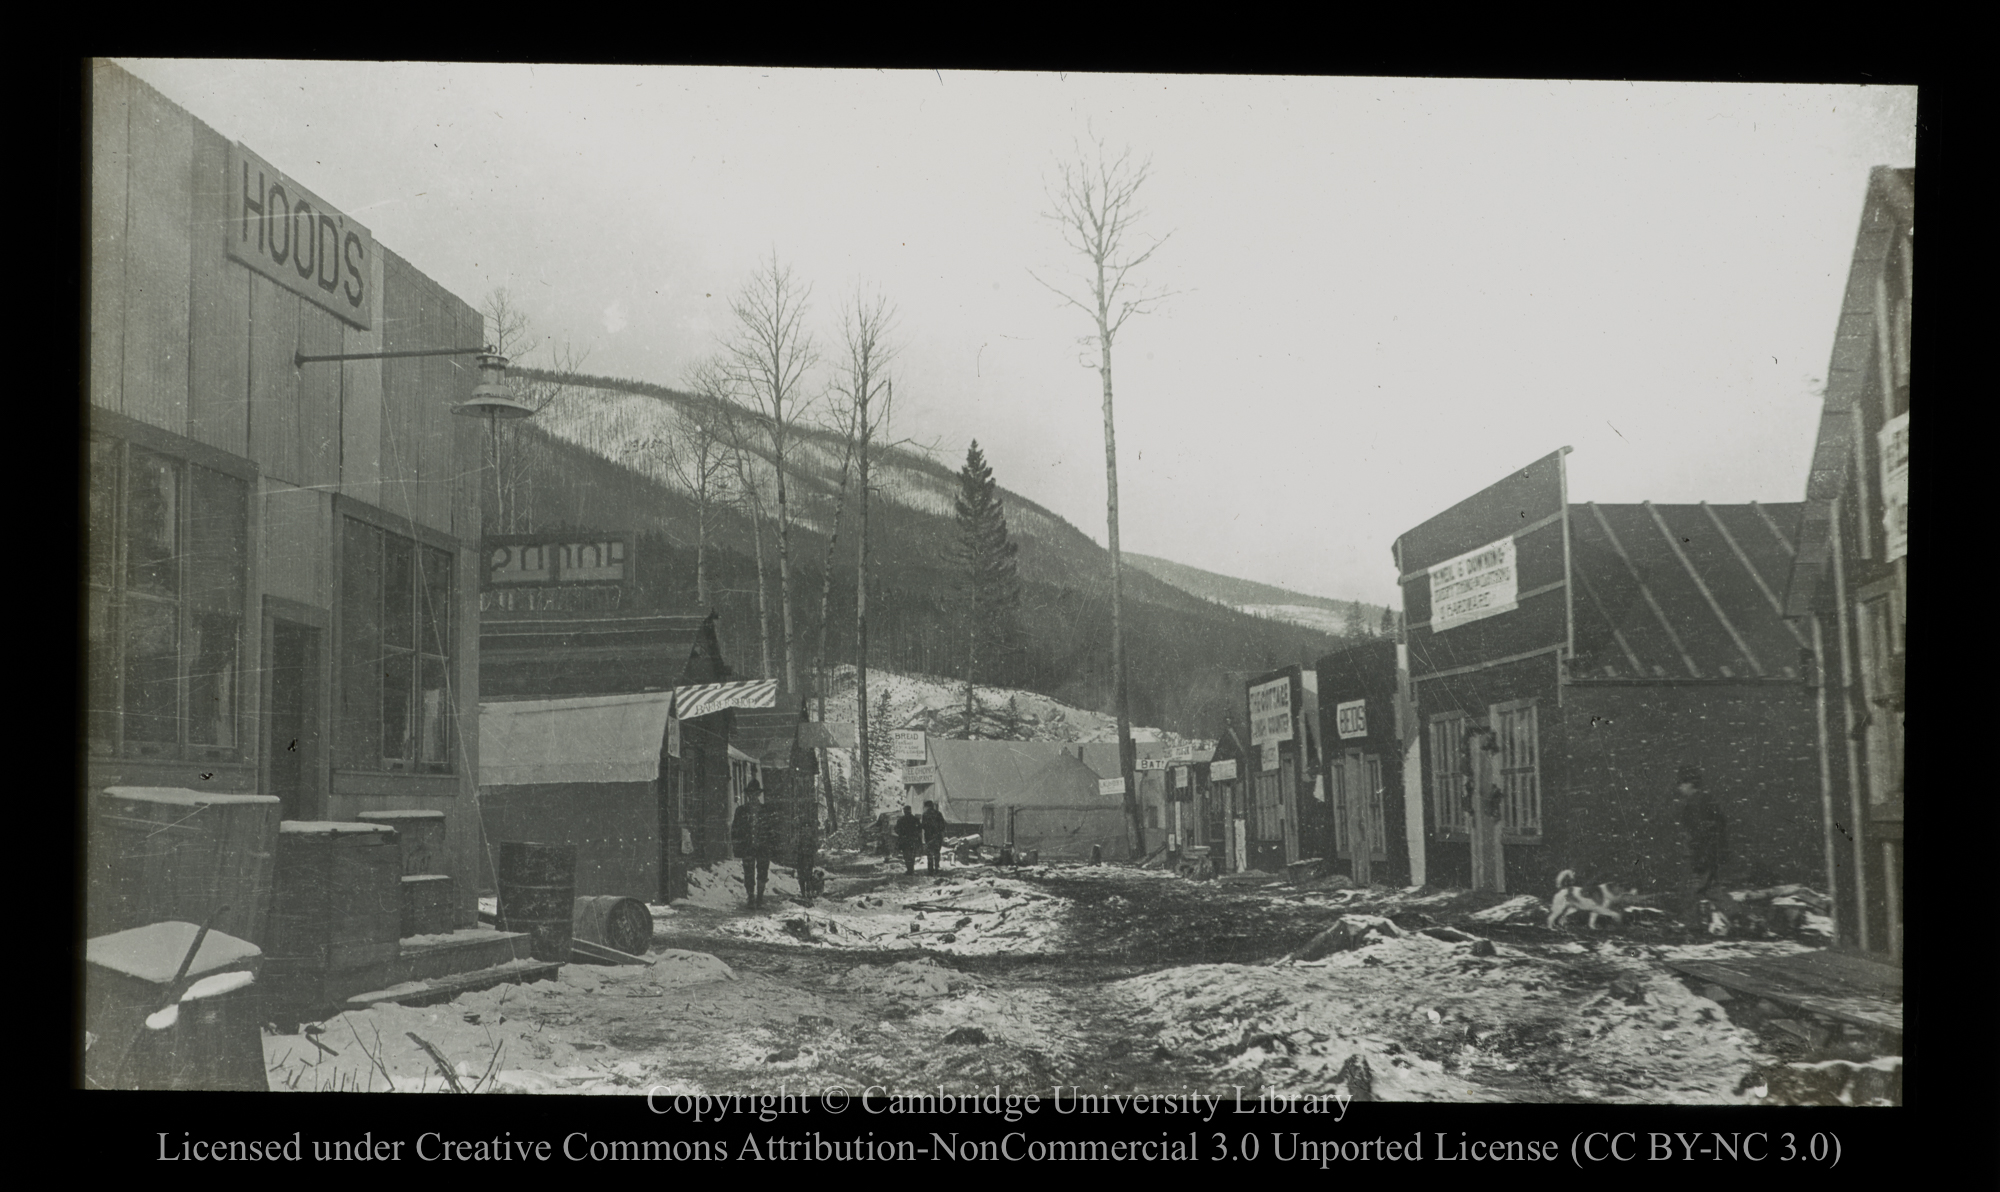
[671,359,741,609]
[714,395,776,682]
[1030,135,1176,858]
[722,253,820,700]
[830,291,899,826]
[480,287,589,536]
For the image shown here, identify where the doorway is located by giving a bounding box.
[266,618,322,822]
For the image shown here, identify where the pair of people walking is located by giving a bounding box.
[730,780,822,909]
[892,800,947,876]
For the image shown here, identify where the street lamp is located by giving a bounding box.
[452,354,537,535]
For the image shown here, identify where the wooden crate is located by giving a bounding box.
[84,921,262,1090]
[266,823,402,972]
[357,809,448,875]
[88,788,281,948]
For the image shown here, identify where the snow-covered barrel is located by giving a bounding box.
[496,842,576,962]
[571,895,653,956]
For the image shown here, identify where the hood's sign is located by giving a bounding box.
[227,143,375,329]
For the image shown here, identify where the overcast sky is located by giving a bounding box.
[114,62,1915,606]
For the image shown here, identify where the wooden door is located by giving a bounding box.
[266,619,322,822]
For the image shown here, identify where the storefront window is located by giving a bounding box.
[85,436,247,759]
[339,516,454,773]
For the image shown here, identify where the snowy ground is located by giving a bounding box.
[269,858,1896,1103]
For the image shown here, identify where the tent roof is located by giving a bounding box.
[478,691,676,787]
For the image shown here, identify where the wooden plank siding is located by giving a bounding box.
[119,79,193,437]
[186,122,249,457]
[261,481,332,610]
[89,63,130,417]
[247,273,302,483]
[296,302,344,492]
[339,248,387,507]
[377,251,424,530]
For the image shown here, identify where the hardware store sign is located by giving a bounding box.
[1428,535,1518,632]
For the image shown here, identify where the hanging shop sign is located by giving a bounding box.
[1427,535,1518,632]
[1336,699,1368,740]
[1209,759,1238,782]
[1248,677,1294,746]
[666,713,681,759]
[1879,411,1908,562]
[1262,741,1281,772]
[1098,777,1127,797]
[892,730,928,762]
[485,535,631,589]
[1135,758,1170,771]
[903,763,938,786]
[226,143,375,329]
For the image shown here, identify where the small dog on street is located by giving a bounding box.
[1547,869,1637,930]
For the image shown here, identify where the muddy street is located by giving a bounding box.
[263,857,1898,1104]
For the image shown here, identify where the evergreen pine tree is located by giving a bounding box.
[1379,605,1397,637]
[951,442,1022,720]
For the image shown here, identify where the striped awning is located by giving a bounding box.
[672,678,779,719]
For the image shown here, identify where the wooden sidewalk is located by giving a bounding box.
[1666,949,1902,1036]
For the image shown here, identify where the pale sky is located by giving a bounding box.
[113,62,1915,606]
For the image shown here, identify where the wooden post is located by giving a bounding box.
[1469,727,1506,893]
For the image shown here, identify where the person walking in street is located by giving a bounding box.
[921,799,947,876]
[894,805,921,876]
[1677,765,1728,930]
[733,782,773,909]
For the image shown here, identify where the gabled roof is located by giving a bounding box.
[1568,501,1807,680]
[479,610,730,700]
[1020,752,1112,804]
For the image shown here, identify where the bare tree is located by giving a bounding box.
[714,395,776,682]
[827,290,899,826]
[480,287,589,537]
[671,360,741,608]
[1030,135,1176,858]
[722,253,820,700]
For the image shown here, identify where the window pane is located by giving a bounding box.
[188,466,246,613]
[338,519,384,768]
[382,650,414,762]
[417,655,450,771]
[420,546,452,658]
[187,609,240,748]
[123,597,179,745]
[87,589,118,752]
[88,438,117,589]
[125,447,180,598]
[383,535,415,649]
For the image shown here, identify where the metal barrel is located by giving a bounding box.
[496,842,576,962]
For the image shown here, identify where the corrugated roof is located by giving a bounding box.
[1569,501,1806,679]
[478,691,676,786]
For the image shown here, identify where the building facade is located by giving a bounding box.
[1396,449,1822,898]
[1783,167,1910,963]
[88,62,487,927]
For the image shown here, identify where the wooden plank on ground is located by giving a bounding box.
[1667,958,1902,1034]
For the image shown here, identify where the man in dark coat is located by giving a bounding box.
[1677,765,1727,927]
[875,811,894,860]
[921,799,947,875]
[894,805,921,875]
[732,782,773,909]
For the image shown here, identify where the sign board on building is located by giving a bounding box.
[1248,677,1294,746]
[1427,535,1518,632]
[486,536,632,589]
[666,713,681,759]
[1098,777,1127,797]
[903,763,938,786]
[1173,766,1189,789]
[1135,758,1169,771]
[227,143,376,329]
[1210,759,1238,782]
[1879,411,1908,562]
[1261,742,1281,773]
[1336,699,1368,740]
[892,731,928,762]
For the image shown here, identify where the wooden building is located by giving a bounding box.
[1781,167,1910,962]
[1242,666,1328,873]
[1395,449,1820,898]
[87,62,488,928]
[1315,638,1414,887]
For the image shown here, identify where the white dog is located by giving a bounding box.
[1547,869,1635,930]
